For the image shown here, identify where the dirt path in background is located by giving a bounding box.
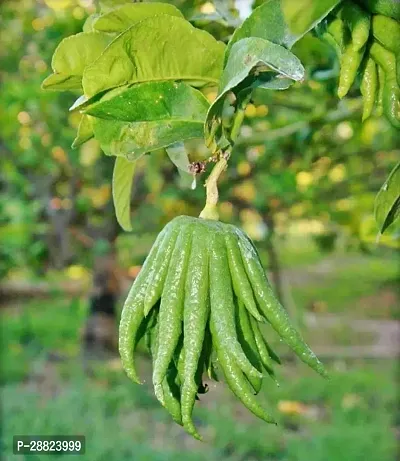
[304,313,400,358]
[279,254,393,287]
[276,255,400,358]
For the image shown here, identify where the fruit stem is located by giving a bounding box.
[199,97,249,220]
[199,152,230,220]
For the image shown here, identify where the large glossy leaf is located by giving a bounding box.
[83,81,209,122]
[281,0,340,36]
[375,163,400,235]
[112,156,135,231]
[225,0,337,60]
[42,32,110,91]
[90,82,209,159]
[205,37,304,142]
[83,15,225,97]
[93,3,184,33]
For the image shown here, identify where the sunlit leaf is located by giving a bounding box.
[42,32,110,91]
[93,2,183,33]
[225,0,299,60]
[83,14,100,33]
[281,0,340,36]
[375,162,400,235]
[205,37,304,144]
[94,119,206,160]
[87,81,209,158]
[72,115,93,149]
[112,156,136,231]
[83,15,225,97]
[83,81,209,122]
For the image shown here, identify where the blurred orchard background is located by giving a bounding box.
[0,0,399,460]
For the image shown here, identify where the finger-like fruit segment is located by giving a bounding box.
[327,17,347,53]
[119,229,166,383]
[371,14,400,54]
[144,225,180,316]
[235,298,263,394]
[338,43,365,99]
[383,78,400,128]
[153,226,192,401]
[181,230,210,439]
[341,2,370,51]
[370,41,397,76]
[250,315,279,381]
[209,234,263,380]
[370,42,400,128]
[214,343,276,424]
[149,318,182,425]
[376,64,385,115]
[225,232,264,323]
[361,57,378,121]
[237,231,328,378]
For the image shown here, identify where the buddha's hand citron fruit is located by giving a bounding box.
[119,215,328,439]
[320,3,400,128]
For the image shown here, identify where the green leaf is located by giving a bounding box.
[99,0,132,13]
[205,37,304,143]
[83,81,209,121]
[165,142,195,189]
[94,118,205,160]
[112,156,136,231]
[375,162,400,235]
[42,32,110,91]
[90,82,209,159]
[72,115,94,149]
[70,95,89,112]
[240,73,295,95]
[225,0,337,60]
[281,0,340,36]
[41,73,82,92]
[225,0,295,59]
[165,142,190,173]
[93,2,184,33]
[220,38,304,100]
[69,92,109,113]
[83,14,100,32]
[257,77,293,90]
[83,15,225,97]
